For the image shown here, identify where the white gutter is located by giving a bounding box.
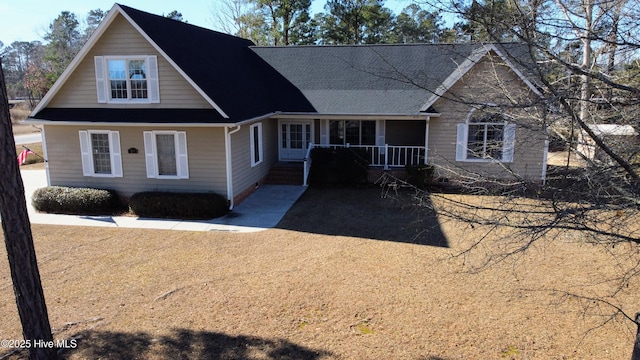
[24,111,439,127]
[225,125,242,210]
[23,113,276,128]
[274,112,439,120]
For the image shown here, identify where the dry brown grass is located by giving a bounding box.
[9,101,39,136]
[546,151,587,167]
[9,102,44,169]
[1,187,640,359]
[15,142,45,169]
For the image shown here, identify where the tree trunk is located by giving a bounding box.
[605,4,622,102]
[0,60,56,359]
[633,313,640,360]
[579,0,593,128]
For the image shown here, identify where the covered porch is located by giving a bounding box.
[274,116,433,186]
[302,143,427,186]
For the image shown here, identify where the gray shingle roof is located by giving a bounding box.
[32,3,536,124]
[118,4,315,121]
[252,44,489,115]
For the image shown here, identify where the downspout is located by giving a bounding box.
[540,106,550,185]
[541,127,549,185]
[225,125,242,210]
[41,126,51,185]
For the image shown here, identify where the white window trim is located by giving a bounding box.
[79,130,123,177]
[94,55,160,104]
[143,130,189,179]
[455,109,515,163]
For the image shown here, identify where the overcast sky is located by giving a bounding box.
[0,0,412,46]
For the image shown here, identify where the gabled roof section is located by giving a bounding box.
[32,3,314,123]
[252,43,542,115]
[419,43,543,111]
[253,44,468,115]
[117,4,314,120]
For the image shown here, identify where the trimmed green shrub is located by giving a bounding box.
[32,186,120,215]
[406,164,434,189]
[129,191,229,220]
[309,147,370,185]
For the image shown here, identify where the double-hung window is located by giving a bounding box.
[94,56,159,103]
[108,59,147,99]
[250,123,263,167]
[143,131,189,179]
[456,111,515,162]
[79,130,123,177]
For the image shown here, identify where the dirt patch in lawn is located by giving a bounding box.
[1,187,640,359]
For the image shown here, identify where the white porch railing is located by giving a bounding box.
[303,143,314,186]
[303,143,427,186]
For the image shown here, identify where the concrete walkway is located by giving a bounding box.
[20,170,306,233]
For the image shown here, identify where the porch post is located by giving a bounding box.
[384,144,389,170]
[424,117,430,165]
[303,142,314,187]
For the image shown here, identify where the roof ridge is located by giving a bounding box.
[251,42,521,49]
[117,3,253,44]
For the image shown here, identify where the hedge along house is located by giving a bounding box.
[27,3,548,208]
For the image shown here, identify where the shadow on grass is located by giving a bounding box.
[277,186,448,247]
[58,329,332,359]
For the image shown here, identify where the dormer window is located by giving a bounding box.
[108,59,147,99]
[94,55,159,103]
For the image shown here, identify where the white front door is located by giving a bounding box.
[279,121,313,161]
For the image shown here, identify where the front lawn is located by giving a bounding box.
[15,142,45,169]
[1,188,639,359]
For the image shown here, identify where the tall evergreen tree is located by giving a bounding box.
[393,4,443,43]
[82,9,106,42]
[459,0,523,42]
[1,41,45,100]
[43,11,82,85]
[318,0,395,44]
[253,0,313,45]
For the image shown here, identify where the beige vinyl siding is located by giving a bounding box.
[48,14,212,109]
[44,125,227,197]
[230,119,278,198]
[427,56,546,180]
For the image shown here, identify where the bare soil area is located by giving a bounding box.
[1,187,639,359]
[546,151,587,167]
